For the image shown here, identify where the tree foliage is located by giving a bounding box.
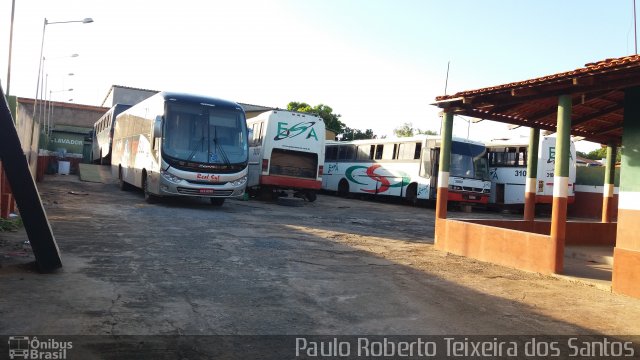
[393,122,437,137]
[287,102,346,134]
[340,127,376,141]
[577,147,622,163]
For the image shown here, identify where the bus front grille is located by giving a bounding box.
[186,180,229,186]
[176,187,234,196]
[462,186,484,193]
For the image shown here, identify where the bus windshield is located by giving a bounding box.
[163,103,247,165]
[450,141,490,180]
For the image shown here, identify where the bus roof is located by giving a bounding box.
[160,91,244,111]
[485,135,573,148]
[326,135,485,147]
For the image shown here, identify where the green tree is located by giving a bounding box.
[393,123,414,137]
[287,102,346,134]
[341,127,376,141]
[582,147,622,162]
[417,129,438,135]
[393,122,437,137]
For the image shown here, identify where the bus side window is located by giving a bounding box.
[325,146,337,161]
[414,142,422,160]
[397,142,416,160]
[519,147,527,166]
[257,122,264,144]
[357,145,370,160]
[419,147,432,177]
[374,145,384,160]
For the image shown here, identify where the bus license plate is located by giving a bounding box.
[199,189,214,194]
[467,195,477,200]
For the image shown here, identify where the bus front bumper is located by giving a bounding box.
[158,177,246,198]
[448,191,489,204]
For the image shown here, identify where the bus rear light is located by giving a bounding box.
[262,159,269,172]
[318,165,323,177]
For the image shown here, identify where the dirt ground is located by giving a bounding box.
[1,173,640,336]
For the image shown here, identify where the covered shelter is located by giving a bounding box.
[432,55,640,299]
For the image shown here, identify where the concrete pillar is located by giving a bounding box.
[613,86,640,298]
[550,95,571,274]
[524,128,540,221]
[602,142,617,223]
[436,111,454,220]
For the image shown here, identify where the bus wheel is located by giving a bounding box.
[337,179,350,198]
[210,198,225,206]
[305,191,317,202]
[406,183,418,206]
[143,172,157,204]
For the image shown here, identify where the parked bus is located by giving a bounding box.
[246,110,325,202]
[322,135,491,205]
[92,103,131,164]
[111,92,249,205]
[485,136,576,206]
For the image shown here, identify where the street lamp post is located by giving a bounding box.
[44,72,74,137]
[34,18,92,117]
[6,0,16,95]
[46,88,73,139]
[29,17,92,164]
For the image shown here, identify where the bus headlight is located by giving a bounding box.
[161,169,182,183]
[230,176,247,187]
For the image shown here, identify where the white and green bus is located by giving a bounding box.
[111,92,249,205]
[485,136,576,206]
[322,135,491,205]
[247,110,325,201]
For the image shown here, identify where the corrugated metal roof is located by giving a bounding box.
[433,55,640,145]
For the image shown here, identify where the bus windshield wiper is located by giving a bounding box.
[187,136,205,161]
[212,126,231,165]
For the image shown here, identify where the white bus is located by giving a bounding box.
[111,92,249,206]
[92,103,131,164]
[322,135,491,205]
[485,136,576,206]
[247,110,325,202]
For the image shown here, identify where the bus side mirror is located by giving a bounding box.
[153,116,163,138]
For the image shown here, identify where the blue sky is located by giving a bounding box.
[0,0,636,151]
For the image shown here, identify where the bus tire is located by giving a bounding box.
[210,198,225,206]
[305,191,317,202]
[142,171,158,204]
[337,179,350,198]
[406,183,418,206]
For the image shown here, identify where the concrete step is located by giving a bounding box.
[565,246,613,265]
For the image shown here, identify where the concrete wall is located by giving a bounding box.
[435,219,557,274]
[102,86,158,107]
[47,101,109,128]
[461,219,617,246]
[15,99,40,176]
